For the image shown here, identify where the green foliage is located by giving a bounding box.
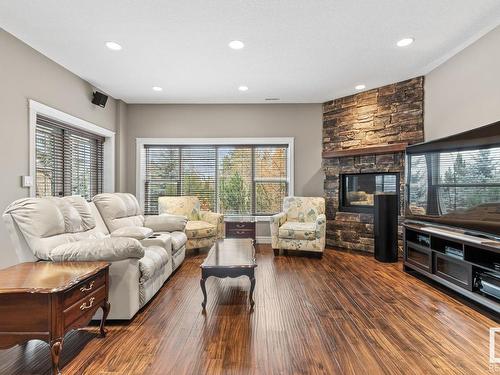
[219,172,251,214]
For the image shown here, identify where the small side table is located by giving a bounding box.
[225,216,256,240]
[0,261,110,375]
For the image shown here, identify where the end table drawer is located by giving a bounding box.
[64,285,106,329]
[226,222,255,230]
[64,271,106,308]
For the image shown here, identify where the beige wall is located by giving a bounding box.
[425,25,500,140]
[0,30,118,268]
[126,104,324,237]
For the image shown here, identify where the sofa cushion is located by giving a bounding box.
[3,196,105,260]
[185,220,216,239]
[49,237,145,262]
[279,221,318,240]
[93,193,144,232]
[139,246,170,282]
[110,226,153,240]
[144,214,187,232]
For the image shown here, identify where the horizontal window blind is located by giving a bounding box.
[142,143,289,215]
[35,115,104,201]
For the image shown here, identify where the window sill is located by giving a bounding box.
[223,215,272,222]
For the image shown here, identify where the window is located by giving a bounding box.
[139,139,292,216]
[35,114,104,201]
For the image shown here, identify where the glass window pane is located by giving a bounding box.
[254,146,287,178]
[255,182,287,215]
[217,147,252,215]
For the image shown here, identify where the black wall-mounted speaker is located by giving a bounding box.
[92,91,108,108]
[374,193,399,263]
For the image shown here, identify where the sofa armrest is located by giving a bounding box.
[110,226,153,240]
[144,214,187,232]
[140,233,172,257]
[270,212,287,249]
[48,237,145,262]
[199,211,224,239]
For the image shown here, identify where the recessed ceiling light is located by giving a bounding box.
[355,84,366,90]
[152,86,163,92]
[396,37,414,47]
[265,98,280,101]
[105,41,122,51]
[229,40,245,50]
[238,85,249,92]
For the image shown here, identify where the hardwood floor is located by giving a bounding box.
[0,245,498,375]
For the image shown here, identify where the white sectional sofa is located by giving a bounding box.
[3,193,187,320]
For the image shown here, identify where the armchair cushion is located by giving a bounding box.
[158,196,200,221]
[48,237,145,262]
[279,222,317,240]
[185,221,216,239]
[283,196,325,222]
[110,226,153,240]
[144,214,187,232]
[199,211,224,239]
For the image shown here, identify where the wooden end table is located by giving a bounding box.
[225,216,256,240]
[0,261,111,375]
[200,239,257,309]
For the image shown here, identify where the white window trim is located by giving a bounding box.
[29,100,115,197]
[136,137,295,221]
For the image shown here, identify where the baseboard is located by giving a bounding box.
[255,236,271,244]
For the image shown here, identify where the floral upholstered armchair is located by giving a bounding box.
[158,196,224,250]
[270,196,326,257]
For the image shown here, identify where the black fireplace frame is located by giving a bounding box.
[339,172,400,214]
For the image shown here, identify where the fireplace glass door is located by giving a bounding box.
[341,173,399,213]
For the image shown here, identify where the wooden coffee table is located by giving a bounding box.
[200,239,257,309]
[0,261,110,375]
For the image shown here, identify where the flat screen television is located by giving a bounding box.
[405,120,500,239]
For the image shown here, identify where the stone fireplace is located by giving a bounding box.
[322,77,425,253]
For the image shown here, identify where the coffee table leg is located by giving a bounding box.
[249,275,256,307]
[200,278,207,309]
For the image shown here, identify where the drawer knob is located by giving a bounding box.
[80,281,95,293]
[236,224,245,228]
[80,297,95,311]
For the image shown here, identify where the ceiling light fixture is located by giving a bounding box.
[396,37,414,47]
[238,85,249,92]
[152,86,163,92]
[355,84,366,90]
[229,40,245,50]
[105,41,122,51]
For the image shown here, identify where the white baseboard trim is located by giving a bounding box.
[255,236,271,244]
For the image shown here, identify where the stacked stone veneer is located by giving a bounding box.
[322,77,425,252]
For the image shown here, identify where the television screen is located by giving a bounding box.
[406,122,500,238]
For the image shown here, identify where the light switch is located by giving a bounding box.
[22,176,33,188]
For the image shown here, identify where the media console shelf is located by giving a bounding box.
[403,222,500,314]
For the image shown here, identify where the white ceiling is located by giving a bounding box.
[1,0,500,103]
